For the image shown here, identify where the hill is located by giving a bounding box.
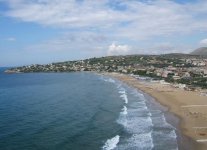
[190,47,207,56]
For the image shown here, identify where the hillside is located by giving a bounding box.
[191,47,207,56]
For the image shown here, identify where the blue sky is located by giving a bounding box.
[1,0,207,66]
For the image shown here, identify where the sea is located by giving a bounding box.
[0,68,178,150]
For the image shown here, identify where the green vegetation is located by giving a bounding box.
[6,54,207,89]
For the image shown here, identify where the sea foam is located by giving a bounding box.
[103,78,116,83]
[118,90,126,94]
[116,85,155,149]
[103,77,178,150]
[120,93,128,104]
[121,106,128,115]
[125,132,154,149]
[102,135,120,150]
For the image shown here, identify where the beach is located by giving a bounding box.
[105,72,207,150]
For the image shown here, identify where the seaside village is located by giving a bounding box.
[7,55,207,94]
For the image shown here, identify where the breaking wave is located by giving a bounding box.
[121,106,128,115]
[100,75,178,150]
[102,135,120,150]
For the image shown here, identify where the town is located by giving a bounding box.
[6,54,207,90]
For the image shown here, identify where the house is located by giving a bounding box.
[186,59,192,64]
[182,72,191,78]
[203,69,207,75]
[122,69,128,73]
[117,66,124,72]
[192,60,206,66]
[167,66,177,71]
[154,68,163,77]
[173,75,181,80]
[160,80,170,85]
[162,70,172,78]
[174,83,186,89]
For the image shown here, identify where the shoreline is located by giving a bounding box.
[103,72,207,150]
[143,91,197,150]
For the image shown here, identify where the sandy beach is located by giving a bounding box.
[104,72,207,150]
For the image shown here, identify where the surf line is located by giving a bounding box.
[181,105,207,108]
[193,127,207,129]
[196,139,207,143]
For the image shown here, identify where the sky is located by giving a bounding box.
[1,0,207,66]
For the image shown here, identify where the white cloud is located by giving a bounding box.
[5,37,16,41]
[2,0,207,56]
[3,0,207,41]
[200,39,207,46]
[107,43,130,56]
[24,32,108,59]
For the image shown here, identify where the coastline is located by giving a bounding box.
[142,91,197,150]
[103,72,207,150]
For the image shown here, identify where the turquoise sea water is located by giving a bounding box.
[0,68,178,150]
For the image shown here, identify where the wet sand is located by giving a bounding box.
[104,72,207,150]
